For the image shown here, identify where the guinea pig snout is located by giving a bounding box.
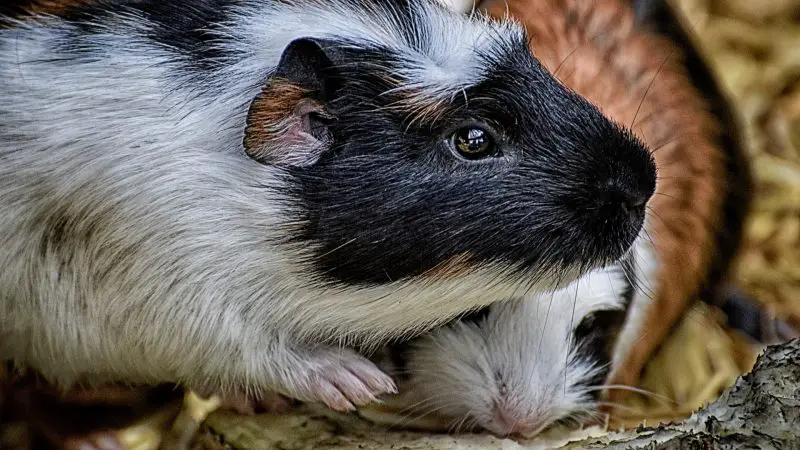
[488,402,548,438]
[544,131,657,266]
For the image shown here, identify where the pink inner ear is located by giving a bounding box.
[294,100,325,124]
[243,83,331,167]
[269,115,327,167]
[273,99,330,166]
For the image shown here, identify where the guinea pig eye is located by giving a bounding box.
[450,126,498,160]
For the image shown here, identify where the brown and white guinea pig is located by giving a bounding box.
[0,0,656,413]
[411,0,752,415]
[367,264,631,439]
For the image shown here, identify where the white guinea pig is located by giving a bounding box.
[369,264,630,438]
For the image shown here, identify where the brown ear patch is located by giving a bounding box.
[243,79,331,167]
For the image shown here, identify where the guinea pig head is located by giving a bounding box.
[243,7,655,312]
[401,266,629,439]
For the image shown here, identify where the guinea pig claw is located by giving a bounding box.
[310,378,357,411]
[297,348,397,412]
[341,354,398,396]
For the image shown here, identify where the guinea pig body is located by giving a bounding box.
[391,265,629,438]
[0,0,655,409]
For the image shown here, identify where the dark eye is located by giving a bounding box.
[451,126,498,160]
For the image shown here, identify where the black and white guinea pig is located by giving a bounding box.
[0,0,655,411]
[364,264,630,439]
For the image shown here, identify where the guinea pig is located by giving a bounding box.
[364,264,631,439]
[0,0,656,414]
[476,0,753,406]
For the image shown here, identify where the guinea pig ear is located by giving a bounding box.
[243,38,344,167]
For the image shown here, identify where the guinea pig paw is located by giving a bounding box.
[296,348,397,412]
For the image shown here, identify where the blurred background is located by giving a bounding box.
[614,0,800,428]
[680,0,800,322]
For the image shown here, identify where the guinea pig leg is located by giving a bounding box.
[195,345,397,413]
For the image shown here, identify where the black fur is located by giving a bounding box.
[282,34,657,286]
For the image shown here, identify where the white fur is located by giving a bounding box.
[220,0,522,102]
[435,0,478,14]
[404,266,628,436]
[0,0,569,398]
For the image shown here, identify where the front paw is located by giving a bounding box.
[292,347,397,412]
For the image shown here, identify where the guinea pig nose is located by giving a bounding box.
[490,405,549,438]
[619,187,651,216]
[599,179,653,221]
[491,406,514,435]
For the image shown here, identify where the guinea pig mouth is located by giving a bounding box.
[560,165,656,268]
[483,397,553,439]
[484,410,551,440]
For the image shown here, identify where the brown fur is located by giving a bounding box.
[243,80,320,165]
[420,252,475,281]
[482,0,727,406]
[24,0,95,15]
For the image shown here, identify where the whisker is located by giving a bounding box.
[630,48,676,130]
[652,192,680,201]
[552,44,582,78]
[585,384,670,403]
[592,401,647,415]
